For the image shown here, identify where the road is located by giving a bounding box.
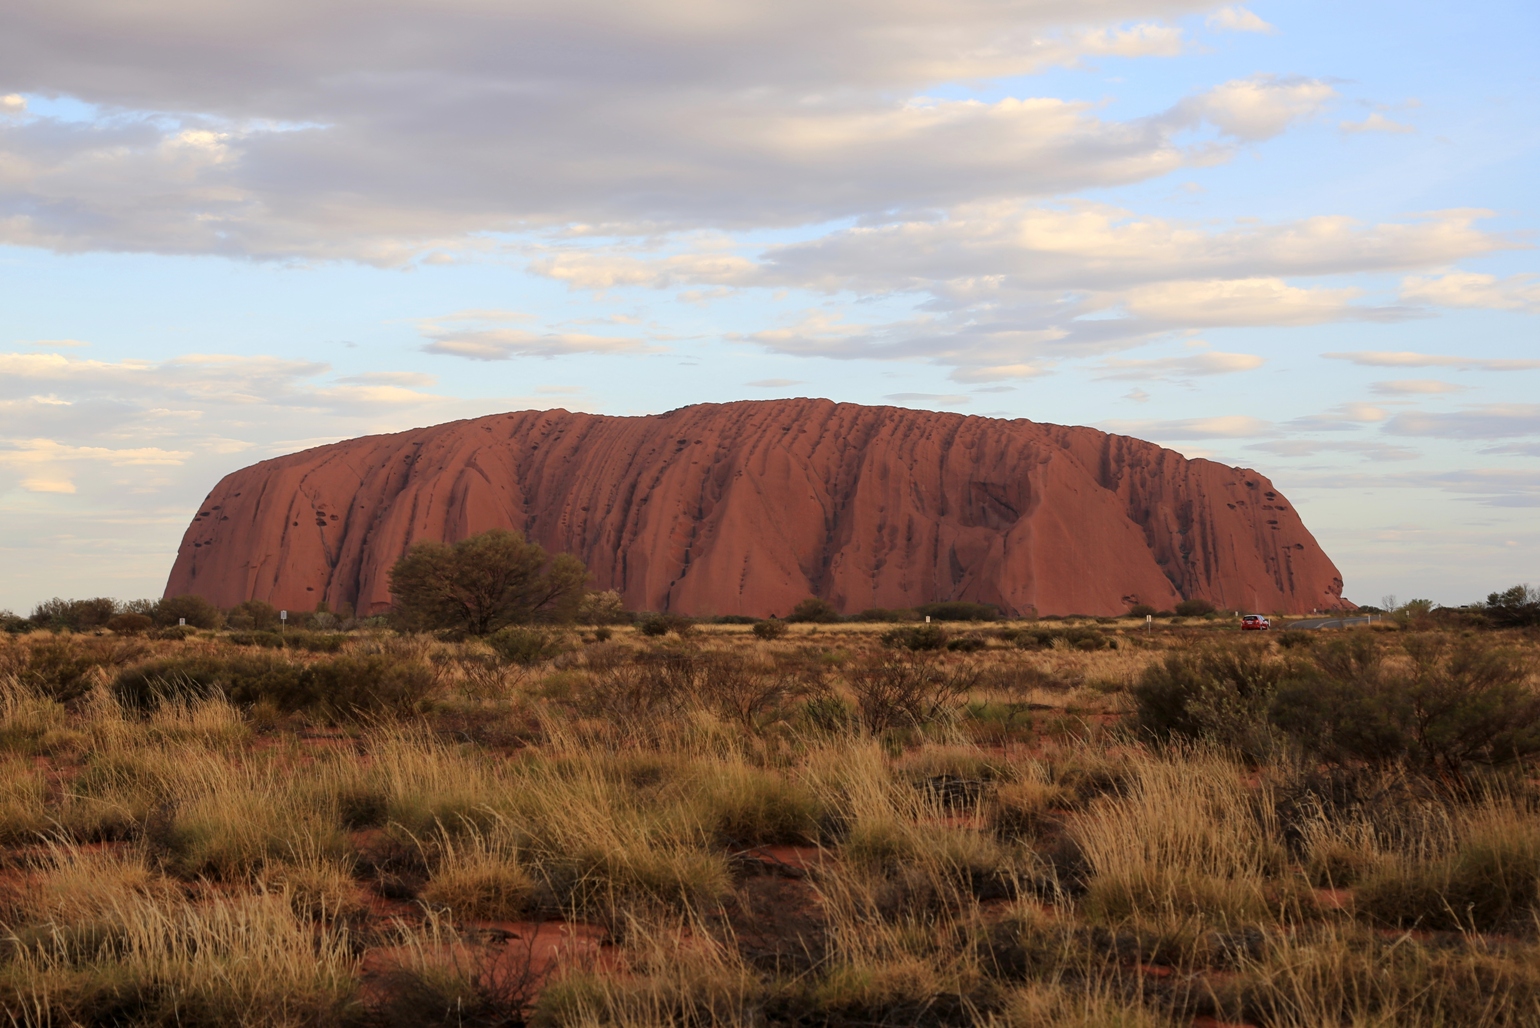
[1283,616,1377,631]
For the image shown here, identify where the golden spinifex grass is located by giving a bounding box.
[0,620,1537,1026]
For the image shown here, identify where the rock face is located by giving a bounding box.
[165,399,1348,617]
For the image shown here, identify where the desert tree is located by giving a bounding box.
[388,529,587,635]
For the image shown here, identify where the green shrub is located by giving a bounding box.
[636,613,693,637]
[1127,604,1158,618]
[1132,644,1286,757]
[389,528,586,634]
[850,607,918,623]
[228,631,286,649]
[28,597,118,632]
[1357,814,1540,932]
[846,655,974,732]
[915,600,998,622]
[947,636,986,652]
[154,594,225,629]
[1484,584,1540,628]
[1271,635,1540,775]
[285,632,348,653]
[113,652,434,718]
[1012,626,1112,651]
[881,625,948,651]
[1174,598,1217,617]
[14,636,149,702]
[226,599,282,631]
[786,597,842,623]
[105,613,153,635]
[301,654,436,716]
[113,654,302,711]
[486,626,566,665]
[752,619,788,640]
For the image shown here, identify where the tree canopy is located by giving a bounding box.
[388,529,587,635]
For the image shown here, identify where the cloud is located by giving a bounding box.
[1369,378,1466,396]
[0,94,23,114]
[1286,403,1389,431]
[1323,351,1540,371]
[1206,6,1277,33]
[423,330,653,361]
[24,339,90,348]
[0,2,1251,261]
[1120,277,1366,326]
[1401,271,1540,313]
[1171,76,1334,140]
[745,378,804,388]
[884,393,970,406]
[1101,415,1272,439]
[1341,113,1414,134]
[1247,440,1420,461]
[1093,350,1265,380]
[417,311,654,360]
[1385,404,1540,440]
[562,205,1505,377]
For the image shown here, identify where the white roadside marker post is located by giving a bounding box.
[280,610,287,634]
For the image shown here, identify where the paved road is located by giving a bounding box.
[1284,616,1377,631]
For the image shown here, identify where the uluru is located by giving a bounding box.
[165,399,1348,617]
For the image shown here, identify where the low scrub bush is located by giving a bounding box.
[1271,634,1540,776]
[113,652,434,718]
[636,612,694,637]
[850,607,919,623]
[11,635,150,702]
[1012,626,1113,651]
[1175,598,1218,617]
[751,618,788,640]
[880,625,948,651]
[486,625,567,665]
[786,597,842,623]
[846,655,976,733]
[915,601,998,622]
[105,612,153,635]
[1132,645,1286,759]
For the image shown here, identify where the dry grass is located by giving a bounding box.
[0,623,1538,1025]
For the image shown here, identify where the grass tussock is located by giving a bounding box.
[1,621,1539,1025]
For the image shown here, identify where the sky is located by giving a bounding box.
[1,0,1537,612]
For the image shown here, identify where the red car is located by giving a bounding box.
[1241,615,1270,630]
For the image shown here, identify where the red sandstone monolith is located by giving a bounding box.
[165,399,1348,616]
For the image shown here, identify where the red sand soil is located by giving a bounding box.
[165,399,1347,617]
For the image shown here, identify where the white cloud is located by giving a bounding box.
[0,94,23,114]
[1093,349,1265,379]
[1287,403,1389,431]
[1101,414,1272,438]
[1206,6,1277,33]
[1172,76,1334,140]
[418,310,656,360]
[1341,113,1414,134]
[1120,277,1364,325]
[423,330,653,361]
[1401,271,1540,313]
[1385,404,1540,440]
[1247,440,1420,461]
[745,378,804,388]
[1323,351,1540,371]
[542,206,1505,377]
[884,392,970,406]
[1369,379,1466,396]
